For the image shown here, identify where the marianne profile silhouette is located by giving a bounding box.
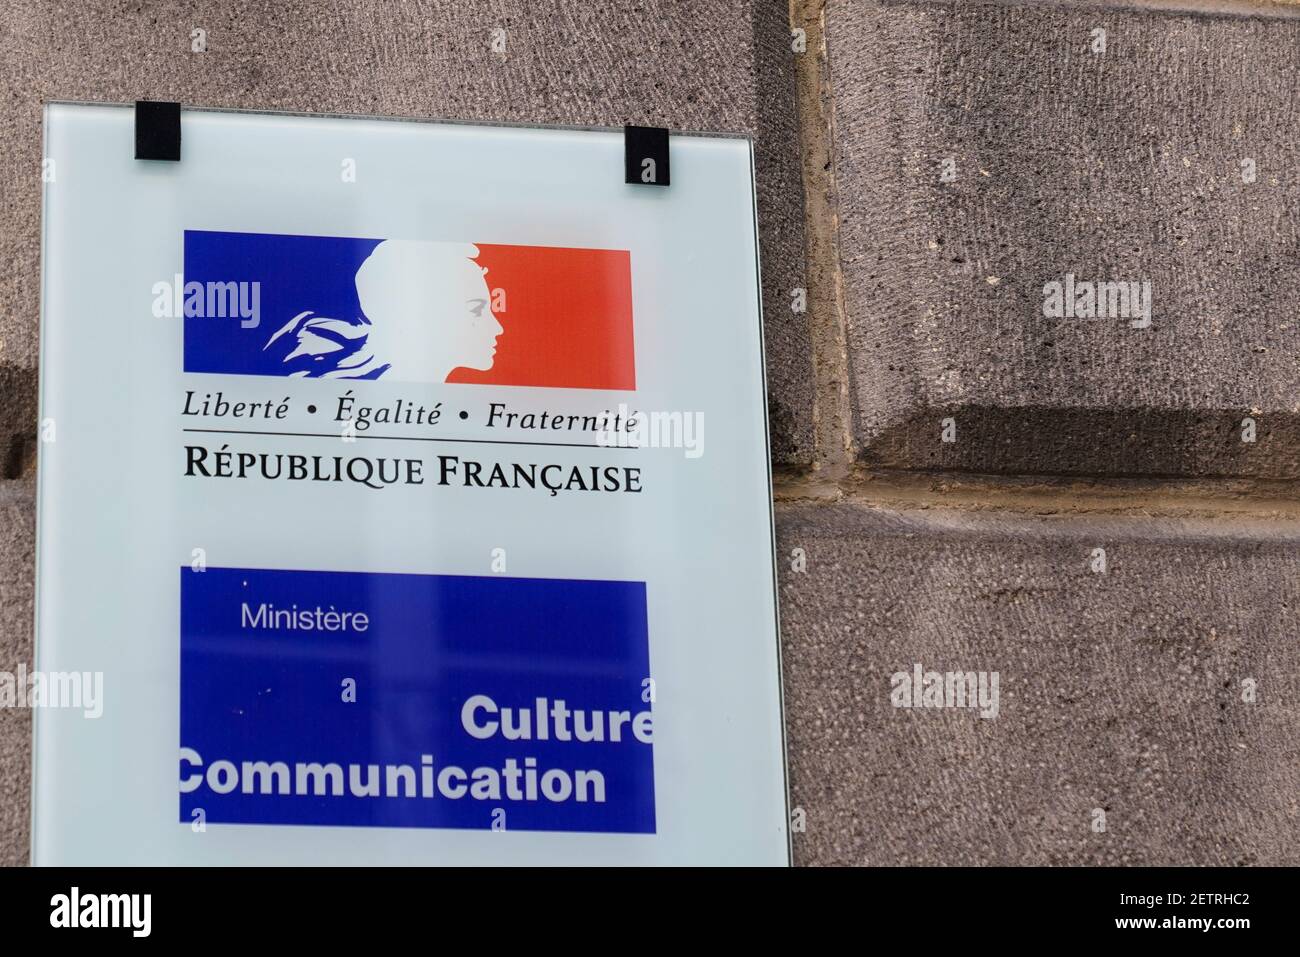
[262,240,503,381]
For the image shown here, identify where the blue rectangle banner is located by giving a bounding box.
[180,567,655,834]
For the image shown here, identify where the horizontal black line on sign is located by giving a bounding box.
[180,427,636,451]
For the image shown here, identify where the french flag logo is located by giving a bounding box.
[182,230,636,391]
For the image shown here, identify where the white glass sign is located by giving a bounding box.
[34,103,788,865]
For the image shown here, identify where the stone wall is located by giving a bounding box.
[2,0,1297,865]
[784,0,1300,865]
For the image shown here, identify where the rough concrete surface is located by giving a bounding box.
[0,0,813,464]
[778,501,1300,865]
[0,486,33,865]
[826,0,1300,478]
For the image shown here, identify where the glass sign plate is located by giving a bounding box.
[34,103,787,865]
